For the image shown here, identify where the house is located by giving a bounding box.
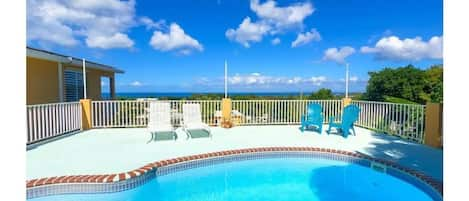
[26,47,124,105]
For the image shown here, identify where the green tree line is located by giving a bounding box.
[363,64,443,104]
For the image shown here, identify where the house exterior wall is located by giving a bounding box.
[27,57,60,104]
[27,57,115,105]
[64,66,113,101]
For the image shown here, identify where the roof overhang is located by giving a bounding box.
[26,47,125,74]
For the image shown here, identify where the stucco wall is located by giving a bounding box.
[27,57,60,104]
[27,57,115,105]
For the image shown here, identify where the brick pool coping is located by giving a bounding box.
[26,146,442,197]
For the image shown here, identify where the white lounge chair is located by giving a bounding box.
[182,103,211,138]
[148,101,176,141]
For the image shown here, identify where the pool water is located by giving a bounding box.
[29,158,434,201]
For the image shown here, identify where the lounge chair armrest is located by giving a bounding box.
[203,123,211,131]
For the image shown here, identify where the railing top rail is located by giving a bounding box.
[231,99,342,102]
[27,101,81,108]
[351,100,425,107]
[26,100,425,106]
[91,100,146,103]
[91,100,222,103]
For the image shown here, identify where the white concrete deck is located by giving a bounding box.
[26,125,442,181]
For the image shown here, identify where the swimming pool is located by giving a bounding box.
[28,150,440,201]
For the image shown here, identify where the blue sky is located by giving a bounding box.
[27,0,443,93]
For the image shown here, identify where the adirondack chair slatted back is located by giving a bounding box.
[342,105,360,127]
[307,104,322,119]
[148,102,171,127]
[301,103,323,133]
[183,103,203,124]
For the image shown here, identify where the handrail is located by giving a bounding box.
[26,102,82,144]
[351,100,425,143]
[91,100,222,128]
[27,101,80,108]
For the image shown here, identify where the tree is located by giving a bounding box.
[309,88,335,100]
[364,64,443,104]
[424,65,443,103]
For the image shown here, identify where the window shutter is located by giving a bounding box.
[64,70,84,102]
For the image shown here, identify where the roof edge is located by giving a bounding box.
[26,46,124,74]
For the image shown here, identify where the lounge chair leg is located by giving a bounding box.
[185,130,191,140]
[147,132,154,143]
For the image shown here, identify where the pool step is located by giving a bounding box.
[370,162,387,173]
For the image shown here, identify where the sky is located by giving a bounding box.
[27,0,443,93]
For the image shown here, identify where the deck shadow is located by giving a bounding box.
[359,130,443,181]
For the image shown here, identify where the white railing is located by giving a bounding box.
[92,100,148,128]
[352,100,426,143]
[91,100,222,128]
[27,102,82,144]
[26,99,426,144]
[231,100,343,125]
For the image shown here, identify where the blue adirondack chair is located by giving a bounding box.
[300,103,323,133]
[327,105,360,138]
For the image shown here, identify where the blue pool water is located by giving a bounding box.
[29,158,434,201]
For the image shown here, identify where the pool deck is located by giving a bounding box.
[26,125,442,182]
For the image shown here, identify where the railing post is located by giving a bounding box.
[221,98,232,127]
[80,99,92,130]
[342,97,352,107]
[424,103,443,148]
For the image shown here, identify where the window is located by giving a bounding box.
[64,70,84,102]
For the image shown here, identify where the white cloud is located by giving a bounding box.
[310,76,326,82]
[86,33,134,49]
[309,76,327,86]
[130,81,142,87]
[271,37,281,45]
[291,29,321,47]
[322,46,356,64]
[192,73,369,91]
[139,17,166,30]
[250,0,314,30]
[226,0,316,47]
[340,75,361,83]
[191,71,370,92]
[225,17,271,48]
[360,35,443,61]
[229,73,271,85]
[27,0,136,49]
[150,23,203,54]
[228,73,327,86]
[287,77,302,84]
